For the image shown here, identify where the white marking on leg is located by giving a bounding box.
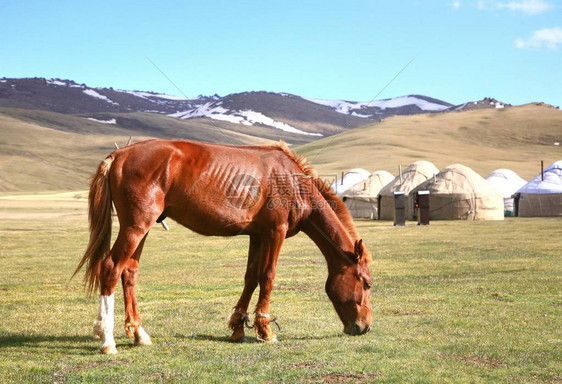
[94,294,117,354]
[135,326,152,346]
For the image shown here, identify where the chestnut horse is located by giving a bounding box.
[73,139,372,354]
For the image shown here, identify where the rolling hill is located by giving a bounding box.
[1,102,560,192]
[297,103,562,181]
[0,107,286,192]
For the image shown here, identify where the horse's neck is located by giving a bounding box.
[303,205,354,273]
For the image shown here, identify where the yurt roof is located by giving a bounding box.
[343,170,394,198]
[371,170,395,185]
[378,161,439,196]
[516,160,562,194]
[411,164,502,197]
[331,168,371,196]
[485,169,527,198]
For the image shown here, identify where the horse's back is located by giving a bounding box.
[110,140,304,236]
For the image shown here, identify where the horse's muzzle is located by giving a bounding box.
[345,323,372,336]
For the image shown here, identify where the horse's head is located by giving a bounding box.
[325,239,372,336]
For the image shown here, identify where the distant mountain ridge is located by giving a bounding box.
[0,77,204,114]
[1,77,461,138]
[2,76,544,145]
[303,94,452,117]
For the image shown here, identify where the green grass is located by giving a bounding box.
[0,196,560,383]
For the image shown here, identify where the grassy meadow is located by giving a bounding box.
[0,195,560,383]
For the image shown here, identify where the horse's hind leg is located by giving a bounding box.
[228,235,260,342]
[122,233,152,346]
[94,226,149,354]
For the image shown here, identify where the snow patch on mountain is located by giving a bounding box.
[170,103,322,136]
[47,79,67,86]
[46,79,83,88]
[119,90,196,101]
[491,100,505,109]
[83,89,119,105]
[351,111,372,118]
[306,95,449,117]
[86,117,117,124]
[307,99,367,115]
[369,96,450,111]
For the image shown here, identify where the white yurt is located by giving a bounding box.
[377,161,439,220]
[331,168,371,197]
[514,160,562,217]
[409,164,504,220]
[485,169,527,216]
[342,170,394,219]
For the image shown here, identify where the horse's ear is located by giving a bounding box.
[354,239,364,263]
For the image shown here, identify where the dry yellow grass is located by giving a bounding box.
[0,113,154,192]
[1,103,561,192]
[0,110,273,192]
[0,191,87,219]
[298,104,562,180]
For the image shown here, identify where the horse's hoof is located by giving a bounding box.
[230,335,247,343]
[134,338,153,346]
[134,335,153,346]
[229,329,247,342]
[257,335,278,343]
[229,325,246,343]
[100,345,117,355]
[134,326,152,346]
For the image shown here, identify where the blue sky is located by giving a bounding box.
[1,0,561,106]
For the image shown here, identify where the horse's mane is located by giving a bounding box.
[273,142,372,263]
[273,141,317,177]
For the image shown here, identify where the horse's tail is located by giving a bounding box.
[72,155,115,296]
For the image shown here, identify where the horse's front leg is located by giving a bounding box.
[229,236,260,342]
[253,226,286,342]
[121,233,152,346]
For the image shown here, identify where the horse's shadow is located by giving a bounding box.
[173,333,342,343]
[0,332,343,354]
[172,333,256,343]
[0,333,98,354]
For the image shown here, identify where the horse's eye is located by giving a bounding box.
[363,280,372,290]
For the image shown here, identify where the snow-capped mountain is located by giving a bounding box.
[169,102,322,136]
[0,77,460,138]
[0,77,206,114]
[166,93,453,136]
[304,95,451,118]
